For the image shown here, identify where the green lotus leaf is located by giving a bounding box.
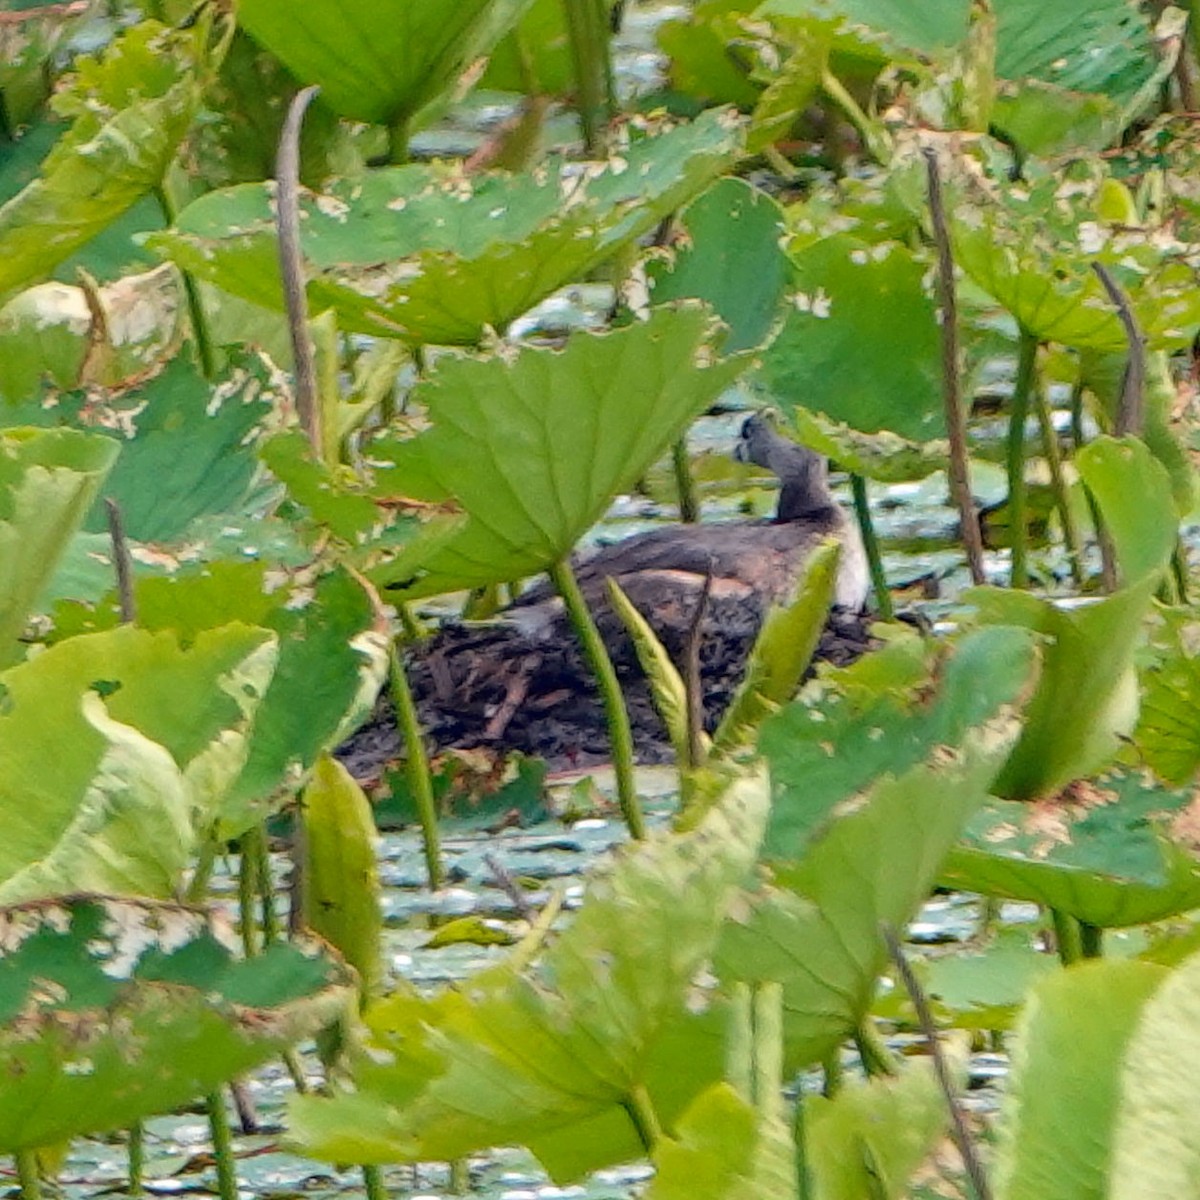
[719,627,1036,1068]
[0,427,117,667]
[0,622,277,901]
[236,0,534,126]
[0,16,228,299]
[146,109,743,345]
[941,767,1200,928]
[289,770,769,1177]
[370,305,748,599]
[995,959,1167,1200]
[759,236,943,443]
[0,895,355,1151]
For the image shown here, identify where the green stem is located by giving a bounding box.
[1007,330,1039,589]
[549,558,646,840]
[389,640,442,889]
[820,68,889,163]
[622,1083,663,1152]
[128,1122,145,1196]
[248,823,281,943]
[15,1151,41,1200]
[237,836,258,957]
[1052,909,1083,966]
[362,1165,386,1200]
[1080,922,1104,959]
[1069,378,1087,454]
[562,0,608,151]
[850,474,894,620]
[450,1160,470,1194]
[187,837,217,903]
[672,436,699,524]
[388,115,411,165]
[206,1092,239,1200]
[1174,542,1190,605]
[821,1049,843,1098]
[795,1094,811,1200]
[854,1017,899,1077]
[153,185,214,379]
[1034,384,1084,586]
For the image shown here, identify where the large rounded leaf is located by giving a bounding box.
[147,110,743,345]
[370,305,749,599]
[940,767,1200,928]
[718,627,1037,1068]
[0,623,277,902]
[0,427,117,668]
[237,0,534,126]
[0,16,228,298]
[0,895,355,1151]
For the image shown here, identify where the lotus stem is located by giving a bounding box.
[1080,921,1104,958]
[821,1048,843,1097]
[854,1017,899,1077]
[450,1160,470,1194]
[1007,330,1038,589]
[1092,262,1145,436]
[850,473,894,620]
[277,85,322,456]
[672,436,699,523]
[1051,909,1083,966]
[622,1083,663,1152]
[237,837,259,957]
[388,115,411,165]
[15,1151,41,1200]
[246,823,281,944]
[153,185,214,379]
[549,558,646,840]
[128,1122,144,1196]
[362,1165,386,1200]
[563,0,610,152]
[205,1091,239,1200]
[388,640,443,889]
[1034,387,1084,586]
[105,498,137,623]
[795,1094,812,1200]
[924,148,986,586]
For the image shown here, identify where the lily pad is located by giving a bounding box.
[0,895,355,1151]
[370,305,748,599]
[148,110,744,345]
[941,767,1200,928]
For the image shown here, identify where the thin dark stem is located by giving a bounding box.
[205,1091,240,1200]
[882,924,992,1200]
[1092,262,1145,436]
[549,558,645,839]
[924,148,985,586]
[276,85,322,456]
[850,474,895,619]
[672,437,699,523]
[105,498,137,623]
[684,568,713,771]
[388,640,442,889]
[484,851,535,920]
[153,185,214,379]
[1007,331,1039,590]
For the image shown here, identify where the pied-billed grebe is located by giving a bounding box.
[338,414,871,774]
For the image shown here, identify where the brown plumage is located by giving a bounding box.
[338,414,871,775]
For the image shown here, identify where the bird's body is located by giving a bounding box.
[338,415,872,775]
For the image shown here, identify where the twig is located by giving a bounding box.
[684,568,714,770]
[105,498,137,623]
[850,474,894,619]
[882,924,992,1200]
[483,851,535,920]
[1091,262,1145,436]
[276,85,322,455]
[924,148,986,586]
